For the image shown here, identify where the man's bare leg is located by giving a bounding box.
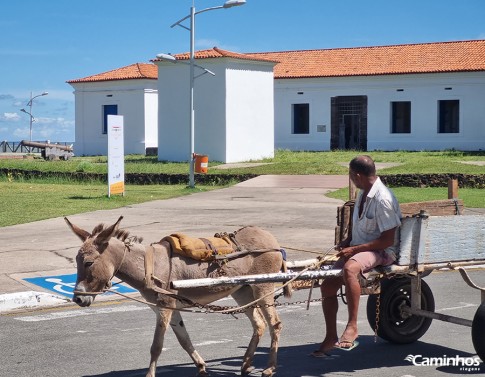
[339,260,361,348]
[315,277,342,354]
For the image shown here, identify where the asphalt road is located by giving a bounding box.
[1,269,484,377]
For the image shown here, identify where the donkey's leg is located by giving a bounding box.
[147,308,172,377]
[231,286,267,376]
[251,284,282,377]
[170,310,208,376]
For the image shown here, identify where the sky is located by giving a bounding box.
[1,0,485,143]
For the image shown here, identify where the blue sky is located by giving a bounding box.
[1,0,484,142]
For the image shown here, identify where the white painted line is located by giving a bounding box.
[14,304,149,322]
[195,339,233,346]
[0,291,70,313]
[436,302,477,312]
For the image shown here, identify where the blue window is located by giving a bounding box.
[103,104,118,134]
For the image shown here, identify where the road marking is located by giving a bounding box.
[15,304,149,322]
[23,273,136,298]
[436,302,477,312]
[195,339,233,346]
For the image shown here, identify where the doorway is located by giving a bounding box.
[331,96,368,150]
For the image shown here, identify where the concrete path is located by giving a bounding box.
[0,175,348,312]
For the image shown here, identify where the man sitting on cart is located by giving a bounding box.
[312,155,402,356]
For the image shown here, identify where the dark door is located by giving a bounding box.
[331,96,367,150]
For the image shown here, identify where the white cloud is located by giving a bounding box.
[1,112,21,121]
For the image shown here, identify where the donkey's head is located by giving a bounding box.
[65,216,125,307]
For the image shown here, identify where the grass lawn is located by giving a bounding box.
[0,181,220,227]
[1,150,484,226]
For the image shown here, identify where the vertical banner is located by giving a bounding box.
[107,115,125,197]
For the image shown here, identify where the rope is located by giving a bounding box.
[74,244,339,315]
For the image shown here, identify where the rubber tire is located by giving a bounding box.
[367,276,435,344]
[472,301,485,362]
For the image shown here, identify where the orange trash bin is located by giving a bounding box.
[194,154,209,174]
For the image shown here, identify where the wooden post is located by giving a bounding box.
[448,179,458,199]
[349,174,357,200]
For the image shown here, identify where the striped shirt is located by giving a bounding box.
[351,177,402,260]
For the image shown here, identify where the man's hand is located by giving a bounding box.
[336,246,356,259]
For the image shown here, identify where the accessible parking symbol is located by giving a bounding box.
[24,274,137,298]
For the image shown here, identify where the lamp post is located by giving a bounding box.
[20,91,48,141]
[163,0,246,188]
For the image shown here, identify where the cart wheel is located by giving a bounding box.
[472,301,485,362]
[367,277,435,343]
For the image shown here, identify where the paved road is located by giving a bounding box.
[1,270,483,377]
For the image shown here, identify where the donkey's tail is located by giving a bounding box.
[281,260,293,298]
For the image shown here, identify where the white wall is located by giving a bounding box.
[156,57,275,163]
[70,79,158,156]
[225,63,275,162]
[274,72,485,151]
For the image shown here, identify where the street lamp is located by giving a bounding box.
[160,0,246,188]
[20,91,48,141]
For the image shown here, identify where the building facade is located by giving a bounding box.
[68,40,485,158]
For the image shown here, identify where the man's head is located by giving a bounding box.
[349,155,376,189]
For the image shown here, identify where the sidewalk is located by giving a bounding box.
[0,175,348,312]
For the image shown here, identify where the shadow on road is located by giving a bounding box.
[83,336,483,377]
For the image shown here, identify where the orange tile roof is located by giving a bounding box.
[68,40,485,83]
[154,47,279,63]
[67,63,157,83]
[247,40,485,79]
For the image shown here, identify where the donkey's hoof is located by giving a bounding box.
[261,367,274,377]
[261,368,275,377]
[241,366,255,376]
[197,371,210,377]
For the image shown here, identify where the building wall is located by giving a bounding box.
[225,63,275,162]
[274,71,485,151]
[70,80,157,156]
[156,58,275,163]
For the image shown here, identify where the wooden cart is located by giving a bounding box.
[172,212,485,361]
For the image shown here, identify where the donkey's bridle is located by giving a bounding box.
[73,239,130,296]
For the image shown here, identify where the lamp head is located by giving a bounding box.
[41,92,48,96]
[223,0,246,8]
[156,53,177,62]
[20,108,27,113]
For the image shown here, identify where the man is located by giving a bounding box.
[311,155,401,357]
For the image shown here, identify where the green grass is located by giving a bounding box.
[2,149,485,175]
[327,187,485,209]
[0,181,220,227]
[1,150,484,227]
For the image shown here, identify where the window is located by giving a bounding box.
[391,101,411,133]
[102,104,118,134]
[292,103,309,134]
[438,100,459,133]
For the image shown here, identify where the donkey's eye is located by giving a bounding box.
[84,261,94,268]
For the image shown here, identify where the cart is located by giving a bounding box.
[172,211,485,361]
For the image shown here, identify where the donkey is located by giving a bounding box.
[66,216,291,377]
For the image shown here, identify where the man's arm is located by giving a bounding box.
[336,227,397,259]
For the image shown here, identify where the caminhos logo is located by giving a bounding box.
[404,354,482,372]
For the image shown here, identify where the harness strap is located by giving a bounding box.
[144,245,156,290]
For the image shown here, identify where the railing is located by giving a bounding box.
[0,141,74,154]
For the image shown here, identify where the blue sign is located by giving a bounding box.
[24,274,137,298]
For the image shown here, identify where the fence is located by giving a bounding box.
[0,141,73,154]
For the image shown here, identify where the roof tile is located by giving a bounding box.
[68,40,485,83]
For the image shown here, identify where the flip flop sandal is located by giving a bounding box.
[334,339,359,351]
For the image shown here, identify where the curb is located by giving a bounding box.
[0,291,71,313]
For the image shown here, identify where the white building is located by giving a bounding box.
[68,39,485,158]
[68,63,158,156]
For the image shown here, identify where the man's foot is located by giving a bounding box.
[309,338,338,358]
[334,339,359,351]
[336,325,358,350]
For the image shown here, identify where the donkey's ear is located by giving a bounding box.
[94,216,124,252]
[65,217,91,242]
